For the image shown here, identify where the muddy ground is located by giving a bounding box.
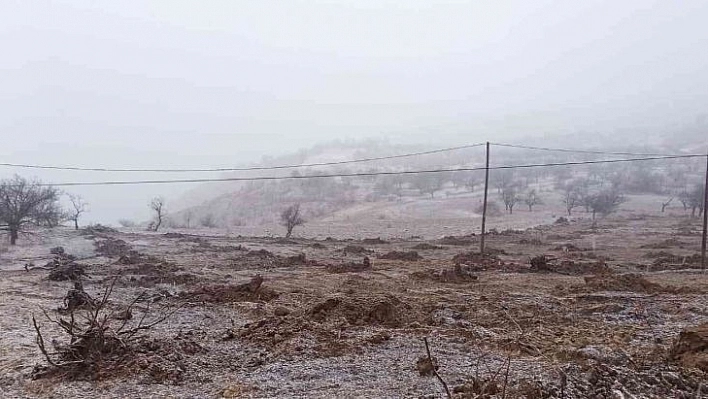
[0,213,706,398]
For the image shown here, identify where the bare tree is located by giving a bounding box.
[200,213,216,228]
[67,194,88,230]
[183,209,194,229]
[0,175,61,245]
[149,197,166,231]
[586,189,626,219]
[561,180,587,216]
[411,173,446,199]
[500,184,521,214]
[661,197,674,213]
[280,203,305,238]
[686,184,705,217]
[524,189,543,212]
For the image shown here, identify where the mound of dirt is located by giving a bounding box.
[308,294,412,327]
[50,246,65,255]
[342,245,374,255]
[95,238,133,258]
[517,238,544,245]
[649,253,702,271]
[182,275,279,303]
[33,334,202,383]
[554,217,570,225]
[362,237,388,245]
[583,273,663,293]
[48,263,87,282]
[452,251,502,268]
[671,323,708,372]
[437,236,474,246]
[530,255,611,275]
[246,249,275,258]
[552,243,585,252]
[412,243,444,250]
[81,224,118,236]
[378,251,422,261]
[325,257,371,273]
[411,265,478,283]
[309,243,327,249]
[640,238,685,249]
[283,253,309,266]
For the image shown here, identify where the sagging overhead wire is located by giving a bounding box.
[0,142,487,173]
[36,154,707,187]
[490,142,686,157]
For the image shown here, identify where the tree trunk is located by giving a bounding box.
[285,227,293,238]
[74,218,79,230]
[528,204,532,212]
[154,217,162,231]
[9,228,18,245]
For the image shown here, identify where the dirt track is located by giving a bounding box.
[0,213,706,398]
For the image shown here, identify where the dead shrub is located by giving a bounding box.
[31,279,185,381]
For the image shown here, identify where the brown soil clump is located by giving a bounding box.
[342,245,374,255]
[325,257,371,273]
[640,238,685,249]
[308,293,411,327]
[583,273,663,293]
[378,251,422,261]
[411,265,478,283]
[671,323,708,372]
[362,237,388,245]
[95,238,133,258]
[48,263,87,282]
[437,236,474,246]
[530,255,611,275]
[183,275,279,303]
[452,251,503,268]
[412,243,444,250]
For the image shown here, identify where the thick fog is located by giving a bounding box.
[1,0,707,223]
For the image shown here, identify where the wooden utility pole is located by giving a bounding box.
[480,142,490,254]
[702,151,708,270]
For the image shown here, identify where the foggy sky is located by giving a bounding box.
[1,0,707,223]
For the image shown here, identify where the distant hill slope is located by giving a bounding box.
[166,130,706,229]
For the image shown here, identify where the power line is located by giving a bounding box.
[0,142,486,173]
[490,142,686,157]
[37,154,706,187]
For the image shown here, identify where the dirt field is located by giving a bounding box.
[0,212,706,398]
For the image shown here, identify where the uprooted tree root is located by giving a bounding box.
[32,278,186,381]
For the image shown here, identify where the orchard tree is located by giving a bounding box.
[500,184,521,214]
[411,173,446,199]
[67,194,88,230]
[686,184,706,217]
[0,175,61,245]
[586,189,626,220]
[280,203,305,238]
[524,189,543,212]
[149,197,166,231]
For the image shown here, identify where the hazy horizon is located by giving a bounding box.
[1,0,707,223]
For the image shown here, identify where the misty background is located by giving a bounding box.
[1,0,707,224]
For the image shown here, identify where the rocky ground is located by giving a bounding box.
[0,212,706,398]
